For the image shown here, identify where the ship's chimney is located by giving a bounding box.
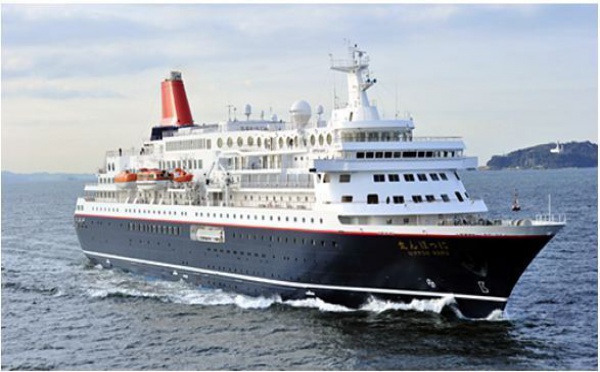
[161,71,193,126]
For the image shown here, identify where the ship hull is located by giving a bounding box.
[75,214,555,318]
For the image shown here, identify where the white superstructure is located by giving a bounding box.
[79,44,563,234]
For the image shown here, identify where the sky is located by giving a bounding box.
[1,3,597,173]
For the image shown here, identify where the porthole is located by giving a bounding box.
[217,138,223,148]
[278,137,284,148]
[318,134,324,146]
[310,135,316,146]
[227,137,233,148]
[237,137,243,147]
[247,136,254,146]
[326,133,332,145]
[257,137,262,147]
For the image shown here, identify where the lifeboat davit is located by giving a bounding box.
[137,168,171,191]
[114,170,137,189]
[172,168,193,183]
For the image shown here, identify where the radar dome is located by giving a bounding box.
[289,100,312,126]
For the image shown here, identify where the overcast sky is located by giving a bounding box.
[1,3,597,173]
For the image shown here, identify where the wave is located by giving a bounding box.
[84,270,478,317]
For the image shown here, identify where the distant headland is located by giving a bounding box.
[486,141,597,170]
[1,171,95,183]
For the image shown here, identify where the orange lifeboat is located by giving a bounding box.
[172,168,193,183]
[137,168,171,190]
[114,170,137,189]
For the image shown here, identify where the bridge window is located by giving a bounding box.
[367,194,379,204]
[341,195,353,203]
[455,191,464,202]
[426,195,435,202]
[441,194,450,202]
[429,173,439,181]
[388,174,400,182]
[417,174,428,181]
[373,174,385,182]
[412,195,423,203]
[439,173,448,181]
[404,174,415,182]
[393,196,405,204]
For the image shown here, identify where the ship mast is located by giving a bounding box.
[330,44,380,123]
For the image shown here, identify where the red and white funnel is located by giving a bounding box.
[161,71,193,126]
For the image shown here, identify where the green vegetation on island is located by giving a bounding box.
[486,141,597,170]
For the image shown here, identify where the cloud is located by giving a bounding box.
[1,3,597,172]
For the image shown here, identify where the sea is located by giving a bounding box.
[1,168,597,370]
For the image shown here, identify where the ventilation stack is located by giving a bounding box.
[161,71,193,126]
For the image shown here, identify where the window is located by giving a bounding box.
[412,195,423,203]
[366,152,374,159]
[455,191,464,202]
[404,174,415,182]
[393,196,405,204]
[341,195,353,203]
[384,152,392,158]
[417,173,427,181]
[441,194,450,202]
[439,173,448,181]
[429,173,440,181]
[426,195,435,202]
[323,173,331,183]
[373,174,385,182]
[367,194,379,204]
[388,174,400,182]
[393,152,401,158]
[339,174,351,183]
[375,152,383,159]
[357,152,365,159]
[454,171,461,180]
[404,151,417,158]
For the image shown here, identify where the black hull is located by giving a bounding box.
[75,215,554,318]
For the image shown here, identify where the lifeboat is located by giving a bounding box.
[137,168,171,191]
[114,170,137,189]
[172,168,193,183]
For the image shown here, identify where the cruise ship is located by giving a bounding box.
[74,45,565,318]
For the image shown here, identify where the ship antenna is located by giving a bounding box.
[333,84,339,109]
[226,104,233,122]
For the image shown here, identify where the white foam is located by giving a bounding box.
[484,308,506,321]
[359,295,456,314]
[282,297,355,312]
[84,273,502,320]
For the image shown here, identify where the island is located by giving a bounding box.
[486,141,597,169]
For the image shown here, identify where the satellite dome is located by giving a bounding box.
[289,100,312,126]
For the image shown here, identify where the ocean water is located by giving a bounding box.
[1,168,597,370]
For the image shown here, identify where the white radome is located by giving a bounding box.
[289,100,312,126]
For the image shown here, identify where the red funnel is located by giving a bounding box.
[161,71,193,126]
